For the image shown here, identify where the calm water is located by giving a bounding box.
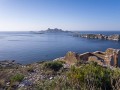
[0,31,120,64]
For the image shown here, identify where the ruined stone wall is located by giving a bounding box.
[64,52,95,65]
[64,51,79,65]
[79,52,94,61]
[105,48,120,67]
[63,48,120,67]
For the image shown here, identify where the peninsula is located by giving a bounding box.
[73,33,120,41]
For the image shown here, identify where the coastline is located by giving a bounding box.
[0,48,120,89]
[73,33,120,41]
[1,48,120,68]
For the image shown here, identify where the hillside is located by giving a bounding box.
[0,48,120,90]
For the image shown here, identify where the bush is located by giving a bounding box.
[44,61,63,71]
[10,74,24,83]
[37,62,120,90]
[67,62,112,89]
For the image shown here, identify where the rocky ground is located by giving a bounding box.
[0,48,120,90]
[0,60,67,90]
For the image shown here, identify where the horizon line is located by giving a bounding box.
[0,30,120,32]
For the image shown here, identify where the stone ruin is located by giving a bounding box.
[64,51,78,65]
[105,48,120,67]
[64,51,104,65]
[63,48,120,67]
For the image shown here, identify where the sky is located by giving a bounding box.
[0,0,120,31]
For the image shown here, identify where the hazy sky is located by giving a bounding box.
[0,0,120,31]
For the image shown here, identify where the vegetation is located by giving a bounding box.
[1,61,120,90]
[37,62,120,90]
[43,61,63,71]
[10,74,24,83]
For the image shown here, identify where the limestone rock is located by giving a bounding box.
[79,52,94,61]
[64,51,79,65]
[88,56,103,65]
[105,48,120,67]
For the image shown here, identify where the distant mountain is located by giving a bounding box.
[45,28,65,32]
[30,28,73,34]
[30,31,44,34]
[42,28,72,33]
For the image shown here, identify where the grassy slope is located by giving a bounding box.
[0,61,120,90]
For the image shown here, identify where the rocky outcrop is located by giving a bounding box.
[73,34,120,41]
[0,60,21,68]
[107,34,120,41]
[80,34,107,39]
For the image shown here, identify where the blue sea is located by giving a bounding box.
[0,31,120,64]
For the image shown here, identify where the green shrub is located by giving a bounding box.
[44,61,63,71]
[67,62,120,90]
[37,62,120,90]
[10,74,24,83]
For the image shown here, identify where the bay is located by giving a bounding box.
[0,31,120,64]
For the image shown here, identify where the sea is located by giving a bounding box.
[0,31,120,64]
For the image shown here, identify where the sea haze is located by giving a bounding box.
[0,31,120,64]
